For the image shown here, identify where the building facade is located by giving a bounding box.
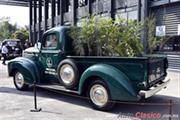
[29,0,144,44]
[29,0,180,53]
[150,0,180,52]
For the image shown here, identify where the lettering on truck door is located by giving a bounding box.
[40,32,62,83]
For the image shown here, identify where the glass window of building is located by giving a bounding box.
[115,12,128,21]
[128,10,138,20]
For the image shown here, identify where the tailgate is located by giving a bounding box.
[148,57,168,86]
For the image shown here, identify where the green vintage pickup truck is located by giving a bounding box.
[8,26,170,110]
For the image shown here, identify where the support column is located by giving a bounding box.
[57,0,60,15]
[138,0,141,22]
[72,0,77,25]
[60,0,64,25]
[34,0,37,44]
[96,0,99,15]
[110,0,114,20]
[29,0,33,44]
[141,0,148,54]
[44,0,49,31]
[38,0,42,41]
[51,0,56,27]
[87,0,92,16]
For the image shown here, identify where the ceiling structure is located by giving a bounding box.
[0,0,29,7]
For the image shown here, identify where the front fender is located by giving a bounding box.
[8,57,40,84]
[78,64,139,101]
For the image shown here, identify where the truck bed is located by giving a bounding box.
[67,55,167,90]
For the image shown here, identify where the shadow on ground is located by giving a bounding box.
[0,86,179,119]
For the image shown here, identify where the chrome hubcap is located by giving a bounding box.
[15,72,24,88]
[90,84,108,107]
[60,64,75,85]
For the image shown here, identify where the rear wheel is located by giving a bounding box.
[13,71,28,91]
[87,80,114,111]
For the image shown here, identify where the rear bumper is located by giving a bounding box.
[139,78,170,98]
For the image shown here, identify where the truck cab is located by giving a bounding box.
[8,26,170,111]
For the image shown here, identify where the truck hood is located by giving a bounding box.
[24,42,41,54]
[24,47,40,53]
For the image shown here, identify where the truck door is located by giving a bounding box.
[40,32,63,83]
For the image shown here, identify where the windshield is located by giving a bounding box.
[7,41,18,47]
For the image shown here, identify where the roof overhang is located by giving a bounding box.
[0,0,29,7]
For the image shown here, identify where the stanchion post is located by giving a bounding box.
[30,81,42,112]
[169,100,172,120]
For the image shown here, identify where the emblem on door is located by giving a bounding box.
[46,57,53,68]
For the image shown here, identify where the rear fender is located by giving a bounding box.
[8,57,40,84]
[78,64,139,101]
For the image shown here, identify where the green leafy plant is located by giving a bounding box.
[69,16,143,57]
[97,17,119,56]
[70,17,97,56]
[115,18,143,57]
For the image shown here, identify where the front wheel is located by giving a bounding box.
[87,80,115,111]
[57,59,79,89]
[13,71,28,91]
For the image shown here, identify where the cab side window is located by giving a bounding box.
[43,34,57,49]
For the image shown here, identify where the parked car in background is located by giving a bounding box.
[0,39,22,60]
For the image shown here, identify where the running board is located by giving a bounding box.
[36,84,79,94]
